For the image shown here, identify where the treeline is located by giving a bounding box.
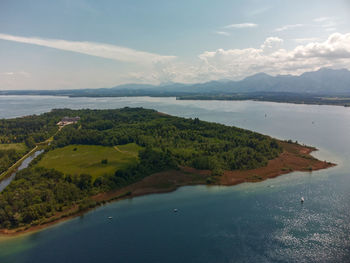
[96,147,177,191]
[0,112,62,144]
[177,92,350,107]
[0,149,24,174]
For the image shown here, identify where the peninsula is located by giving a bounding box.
[0,108,335,235]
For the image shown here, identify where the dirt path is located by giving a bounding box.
[113,146,138,157]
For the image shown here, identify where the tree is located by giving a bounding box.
[25,136,36,148]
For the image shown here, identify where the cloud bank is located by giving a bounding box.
[148,32,350,84]
[215,31,230,36]
[224,23,258,29]
[1,32,350,88]
[275,24,304,32]
[0,33,175,65]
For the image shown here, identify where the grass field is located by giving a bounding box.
[37,143,142,179]
[0,143,28,153]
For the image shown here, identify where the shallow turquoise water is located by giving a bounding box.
[0,96,349,262]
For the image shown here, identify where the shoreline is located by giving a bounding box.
[0,141,336,237]
[1,94,350,108]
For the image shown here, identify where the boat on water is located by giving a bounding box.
[108,216,113,219]
[173,209,178,212]
[301,197,304,203]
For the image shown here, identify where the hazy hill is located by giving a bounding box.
[1,68,350,96]
[110,68,350,95]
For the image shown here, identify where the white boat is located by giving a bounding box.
[173,209,178,212]
[301,197,304,203]
[108,216,113,219]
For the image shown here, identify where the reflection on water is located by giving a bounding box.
[0,96,349,263]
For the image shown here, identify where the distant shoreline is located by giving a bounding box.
[0,140,336,237]
[1,93,350,107]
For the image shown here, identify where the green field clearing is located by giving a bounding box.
[0,143,28,153]
[37,143,142,179]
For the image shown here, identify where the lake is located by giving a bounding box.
[0,96,349,262]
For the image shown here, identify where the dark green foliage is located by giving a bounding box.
[95,147,177,191]
[0,111,61,144]
[24,136,36,148]
[0,167,95,229]
[0,149,23,174]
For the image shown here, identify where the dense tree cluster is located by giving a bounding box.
[0,167,92,228]
[0,149,24,174]
[0,112,62,144]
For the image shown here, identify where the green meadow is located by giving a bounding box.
[37,143,142,179]
[0,143,27,153]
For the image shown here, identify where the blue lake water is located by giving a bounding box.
[0,96,349,262]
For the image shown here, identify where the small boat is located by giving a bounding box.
[108,216,113,219]
[301,197,304,203]
[173,209,178,212]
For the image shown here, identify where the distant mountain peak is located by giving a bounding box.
[243,72,272,81]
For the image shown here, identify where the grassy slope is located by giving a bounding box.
[37,143,142,179]
[0,143,27,153]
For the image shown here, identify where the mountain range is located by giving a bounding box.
[1,68,350,97]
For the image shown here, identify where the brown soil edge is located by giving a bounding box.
[0,141,336,237]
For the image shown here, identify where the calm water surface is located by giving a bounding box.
[0,96,349,263]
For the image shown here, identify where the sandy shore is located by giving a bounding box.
[0,141,335,237]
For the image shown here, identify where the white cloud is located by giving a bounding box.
[224,23,258,29]
[293,37,320,43]
[215,31,230,36]
[313,17,339,32]
[1,71,30,77]
[313,17,332,23]
[261,37,283,53]
[293,33,350,59]
[0,33,176,65]
[274,24,304,32]
[154,32,350,84]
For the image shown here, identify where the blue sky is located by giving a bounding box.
[1,0,350,90]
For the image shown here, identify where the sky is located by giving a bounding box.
[0,0,350,90]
